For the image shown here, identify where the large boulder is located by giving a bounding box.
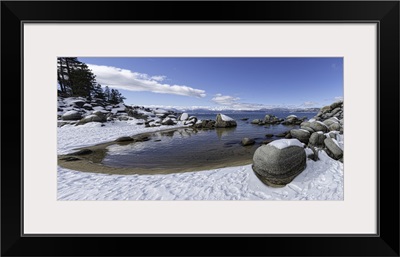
[92,110,107,122]
[71,100,86,108]
[323,117,339,127]
[161,118,175,125]
[290,129,310,144]
[309,132,326,148]
[281,115,301,125]
[127,109,148,120]
[215,114,237,128]
[329,123,341,131]
[252,139,306,186]
[330,100,343,110]
[309,121,329,133]
[179,113,189,121]
[76,114,102,125]
[82,103,93,110]
[62,110,82,120]
[324,137,343,160]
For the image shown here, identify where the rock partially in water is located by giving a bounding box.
[115,136,134,142]
[241,137,255,146]
[263,114,282,124]
[215,114,237,128]
[281,115,303,125]
[265,134,273,138]
[252,139,306,186]
[69,149,93,155]
[60,156,81,161]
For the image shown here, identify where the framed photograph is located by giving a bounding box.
[2,1,399,256]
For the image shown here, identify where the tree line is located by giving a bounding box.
[57,57,125,104]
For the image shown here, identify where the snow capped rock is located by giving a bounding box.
[179,113,189,121]
[269,138,304,150]
[219,114,234,121]
[62,110,82,120]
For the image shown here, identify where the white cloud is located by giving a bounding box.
[334,96,344,101]
[302,101,319,107]
[211,94,297,111]
[88,64,206,98]
[151,75,166,82]
[211,94,241,105]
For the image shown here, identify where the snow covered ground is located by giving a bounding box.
[57,120,343,200]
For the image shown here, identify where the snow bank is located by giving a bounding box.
[58,150,343,200]
[269,139,304,150]
[57,119,343,201]
[58,120,185,155]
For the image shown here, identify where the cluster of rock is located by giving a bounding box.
[288,100,344,160]
[57,96,199,128]
[251,100,344,187]
[193,114,237,129]
[251,114,307,126]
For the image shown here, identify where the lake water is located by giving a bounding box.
[102,111,317,172]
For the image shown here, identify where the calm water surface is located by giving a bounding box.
[102,112,316,170]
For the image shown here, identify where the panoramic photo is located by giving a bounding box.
[57,57,344,200]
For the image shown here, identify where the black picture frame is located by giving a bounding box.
[1,1,399,256]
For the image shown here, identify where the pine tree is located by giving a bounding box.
[68,63,96,98]
[57,57,127,104]
[104,86,111,102]
[92,84,105,100]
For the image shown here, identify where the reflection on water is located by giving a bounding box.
[215,127,236,139]
[103,112,317,170]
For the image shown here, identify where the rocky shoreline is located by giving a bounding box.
[250,100,344,187]
[58,96,343,188]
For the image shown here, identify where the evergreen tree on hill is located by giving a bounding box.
[57,57,126,104]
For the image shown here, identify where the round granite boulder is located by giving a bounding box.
[290,129,311,144]
[252,139,306,186]
[309,132,326,148]
[62,110,82,121]
[309,121,329,133]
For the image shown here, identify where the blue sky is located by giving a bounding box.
[78,57,343,110]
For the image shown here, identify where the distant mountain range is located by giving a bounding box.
[138,105,320,113]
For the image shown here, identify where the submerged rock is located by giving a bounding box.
[241,137,255,146]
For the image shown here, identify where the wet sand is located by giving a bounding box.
[58,128,254,175]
